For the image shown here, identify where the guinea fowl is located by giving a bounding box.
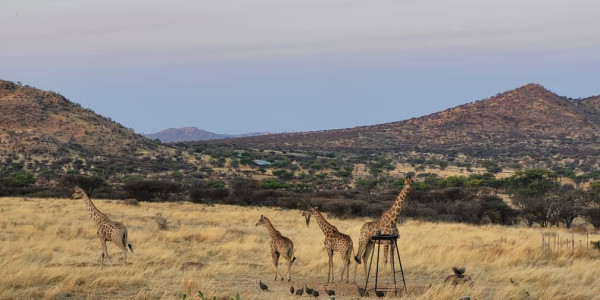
[259,280,268,291]
[290,286,295,294]
[325,289,335,296]
[305,285,314,295]
[295,287,304,296]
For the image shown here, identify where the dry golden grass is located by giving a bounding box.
[1,197,600,300]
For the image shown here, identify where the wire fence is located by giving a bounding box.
[541,231,600,251]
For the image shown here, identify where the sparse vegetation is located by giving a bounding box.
[1,197,599,299]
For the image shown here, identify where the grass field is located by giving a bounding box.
[1,196,599,300]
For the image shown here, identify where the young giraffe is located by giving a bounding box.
[302,207,355,283]
[354,176,412,278]
[255,215,296,281]
[72,186,133,268]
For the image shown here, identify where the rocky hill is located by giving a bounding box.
[0,80,186,181]
[203,84,600,160]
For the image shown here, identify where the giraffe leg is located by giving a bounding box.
[271,250,281,281]
[362,242,374,279]
[286,257,292,282]
[280,250,293,282]
[389,241,395,283]
[353,257,359,283]
[102,240,114,266]
[343,248,351,283]
[114,237,128,266]
[339,252,346,283]
[383,242,389,274]
[328,249,334,283]
[100,252,104,269]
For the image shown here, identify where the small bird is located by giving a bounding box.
[259,280,268,291]
[325,289,335,296]
[290,286,295,294]
[375,290,385,297]
[357,287,366,297]
[305,285,314,295]
[312,290,320,297]
[295,287,304,296]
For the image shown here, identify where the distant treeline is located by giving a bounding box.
[3,168,600,229]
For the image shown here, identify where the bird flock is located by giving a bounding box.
[259,283,335,298]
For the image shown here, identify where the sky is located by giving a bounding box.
[1,0,600,134]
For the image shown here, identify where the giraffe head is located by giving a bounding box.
[255,215,267,227]
[301,206,318,227]
[403,175,412,189]
[72,186,88,200]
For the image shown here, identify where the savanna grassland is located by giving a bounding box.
[1,197,599,300]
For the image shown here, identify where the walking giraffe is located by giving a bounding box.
[255,215,296,281]
[354,175,412,277]
[72,186,133,268]
[302,206,355,283]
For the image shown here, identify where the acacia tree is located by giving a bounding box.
[230,178,259,204]
[356,177,378,204]
[509,169,560,227]
[553,186,587,228]
[60,175,105,197]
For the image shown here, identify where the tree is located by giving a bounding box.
[356,177,378,203]
[479,160,502,174]
[585,207,600,229]
[509,169,560,227]
[190,179,229,203]
[230,178,259,204]
[60,175,105,197]
[124,180,180,202]
[553,186,586,228]
[272,169,295,181]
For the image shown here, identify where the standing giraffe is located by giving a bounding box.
[72,186,133,268]
[354,175,412,277]
[255,215,296,281]
[302,207,355,283]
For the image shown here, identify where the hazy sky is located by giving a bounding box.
[2,0,600,134]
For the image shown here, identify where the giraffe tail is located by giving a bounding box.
[123,230,133,253]
[289,248,296,264]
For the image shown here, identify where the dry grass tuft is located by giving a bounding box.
[154,212,169,230]
[0,196,599,299]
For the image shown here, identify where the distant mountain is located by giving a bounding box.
[202,84,600,160]
[145,127,272,142]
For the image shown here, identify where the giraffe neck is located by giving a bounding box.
[83,194,106,226]
[379,181,411,224]
[263,218,281,238]
[313,210,337,237]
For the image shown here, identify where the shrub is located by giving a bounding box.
[124,180,180,202]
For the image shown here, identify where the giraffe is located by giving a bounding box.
[354,175,412,278]
[72,186,133,268]
[255,215,296,281]
[302,206,355,283]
